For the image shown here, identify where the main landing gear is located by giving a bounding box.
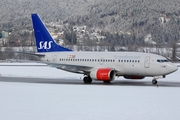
[103,81,111,84]
[152,79,158,85]
[83,76,92,84]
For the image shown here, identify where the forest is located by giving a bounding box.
[0,0,180,60]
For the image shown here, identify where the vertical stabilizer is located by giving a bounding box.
[31,14,72,52]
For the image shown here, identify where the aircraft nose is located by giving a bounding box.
[170,64,178,73]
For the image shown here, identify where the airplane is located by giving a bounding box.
[30,13,178,84]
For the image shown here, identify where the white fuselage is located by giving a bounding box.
[31,14,178,83]
[39,51,178,77]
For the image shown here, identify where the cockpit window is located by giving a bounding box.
[157,60,161,62]
[157,59,169,63]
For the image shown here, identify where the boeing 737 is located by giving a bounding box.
[30,14,178,84]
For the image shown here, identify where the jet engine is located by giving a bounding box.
[90,68,115,81]
[123,76,145,79]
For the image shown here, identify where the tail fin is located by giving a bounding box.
[31,14,72,52]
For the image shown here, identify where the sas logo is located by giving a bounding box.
[38,41,53,50]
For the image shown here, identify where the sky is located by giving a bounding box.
[0,63,180,120]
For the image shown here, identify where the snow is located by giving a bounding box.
[0,63,180,120]
[0,63,83,79]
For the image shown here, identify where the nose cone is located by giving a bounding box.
[170,64,178,73]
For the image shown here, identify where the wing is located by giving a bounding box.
[48,62,93,74]
[10,59,93,74]
[5,50,93,74]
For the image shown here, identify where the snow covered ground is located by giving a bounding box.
[0,63,180,120]
[0,63,83,79]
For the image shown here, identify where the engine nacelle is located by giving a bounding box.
[90,68,115,81]
[123,76,145,79]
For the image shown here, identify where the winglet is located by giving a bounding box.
[31,14,72,52]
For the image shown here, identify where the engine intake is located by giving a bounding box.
[90,68,115,81]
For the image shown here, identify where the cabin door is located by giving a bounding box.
[144,56,151,68]
[53,55,57,62]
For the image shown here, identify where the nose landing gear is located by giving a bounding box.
[152,79,158,85]
[152,76,165,85]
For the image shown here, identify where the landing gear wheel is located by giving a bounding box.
[103,81,111,84]
[152,79,158,85]
[83,76,92,84]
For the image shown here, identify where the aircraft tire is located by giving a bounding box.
[103,81,111,84]
[83,76,92,84]
[152,79,158,84]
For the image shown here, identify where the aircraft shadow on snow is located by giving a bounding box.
[0,77,180,88]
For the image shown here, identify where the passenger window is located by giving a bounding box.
[132,60,134,62]
[124,60,126,62]
[121,60,123,62]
